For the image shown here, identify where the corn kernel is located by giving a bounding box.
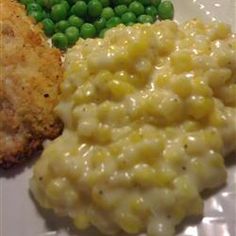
[127,34,149,60]
[135,58,153,77]
[132,164,157,187]
[74,211,90,230]
[109,145,121,156]
[72,82,95,105]
[155,74,171,88]
[137,139,164,163]
[77,119,98,138]
[208,108,226,127]
[171,52,193,73]
[92,187,112,209]
[204,129,223,151]
[171,75,192,98]
[95,124,112,143]
[97,101,111,121]
[171,205,186,222]
[216,51,233,67]
[207,68,232,88]
[157,37,175,55]
[94,70,113,95]
[158,96,184,122]
[209,22,230,40]
[183,132,207,155]
[186,96,214,119]
[191,77,213,97]
[129,131,143,143]
[182,121,200,132]
[46,178,78,207]
[164,146,185,166]
[208,152,225,169]
[174,176,199,199]
[114,70,131,83]
[154,168,176,187]
[129,196,146,213]
[90,151,108,169]
[116,211,142,234]
[108,80,135,100]
[216,85,236,106]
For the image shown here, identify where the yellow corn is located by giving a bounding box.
[171,52,193,73]
[73,211,90,230]
[108,80,135,100]
[116,211,142,234]
[171,75,192,98]
[186,96,214,119]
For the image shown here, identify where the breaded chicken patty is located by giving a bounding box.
[0,0,63,168]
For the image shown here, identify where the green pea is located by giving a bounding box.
[27,3,42,12]
[101,7,115,19]
[151,0,161,8]
[137,14,154,23]
[138,0,151,6]
[61,0,70,11]
[65,26,79,46]
[55,20,70,32]
[114,0,132,6]
[51,3,67,22]
[80,23,96,38]
[99,28,109,37]
[68,15,84,28]
[114,5,128,16]
[100,0,110,7]
[129,1,145,16]
[52,32,68,49]
[145,5,158,17]
[40,10,47,19]
[35,0,45,7]
[88,0,103,18]
[157,1,174,20]
[66,0,76,5]
[71,1,87,17]
[94,17,106,32]
[106,16,121,28]
[43,11,50,18]
[19,0,34,6]
[41,18,55,36]
[28,10,45,22]
[121,12,136,24]
[47,0,61,8]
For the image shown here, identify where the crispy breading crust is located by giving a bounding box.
[0,0,64,168]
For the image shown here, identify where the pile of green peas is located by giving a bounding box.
[19,0,174,50]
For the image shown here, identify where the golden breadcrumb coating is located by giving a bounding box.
[0,0,64,168]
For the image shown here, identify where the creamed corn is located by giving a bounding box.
[31,20,236,236]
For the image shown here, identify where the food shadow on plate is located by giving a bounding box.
[224,151,236,167]
[0,151,41,179]
[175,215,203,235]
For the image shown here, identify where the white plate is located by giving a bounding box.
[1,1,236,236]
